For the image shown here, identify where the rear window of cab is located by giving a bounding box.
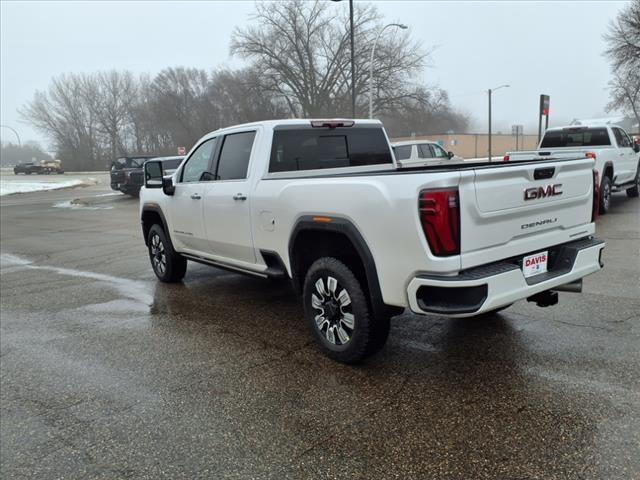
[269,127,392,173]
[540,128,611,148]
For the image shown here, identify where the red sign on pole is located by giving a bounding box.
[177,146,186,155]
[540,95,550,116]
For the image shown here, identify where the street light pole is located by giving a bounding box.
[0,124,21,146]
[369,23,408,119]
[487,84,509,161]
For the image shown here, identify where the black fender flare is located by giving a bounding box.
[141,203,170,246]
[288,215,395,317]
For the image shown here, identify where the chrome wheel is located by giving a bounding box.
[603,182,611,211]
[150,233,167,275]
[311,276,355,346]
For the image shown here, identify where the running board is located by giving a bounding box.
[613,181,636,191]
[181,254,268,278]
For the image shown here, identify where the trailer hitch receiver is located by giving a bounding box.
[527,290,558,308]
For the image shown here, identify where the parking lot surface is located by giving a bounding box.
[1,181,639,479]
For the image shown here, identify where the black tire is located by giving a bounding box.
[599,175,612,214]
[626,165,639,198]
[302,257,389,364]
[147,224,187,283]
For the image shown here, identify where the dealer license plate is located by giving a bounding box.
[522,251,548,278]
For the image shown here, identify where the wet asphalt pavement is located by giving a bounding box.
[1,177,639,479]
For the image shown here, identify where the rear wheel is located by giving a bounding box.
[599,175,612,214]
[626,165,639,198]
[147,224,187,282]
[303,257,389,363]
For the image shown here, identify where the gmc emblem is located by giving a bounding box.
[524,183,563,200]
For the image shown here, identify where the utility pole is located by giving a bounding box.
[349,0,355,118]
[331,0,356,118]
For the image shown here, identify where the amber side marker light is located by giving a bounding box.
[312,216,332,223]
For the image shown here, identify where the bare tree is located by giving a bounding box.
[19,74,101,170]
[83,71,138,160]
[603,0,640,72]
[604,0,640,128]
[606,69,640,128]
[210,67,289,125]
[230,0,429,117]
[147,67,218,148]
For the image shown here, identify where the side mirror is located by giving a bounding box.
[633,143,640,153]
[144,160,163,188]
[162,177,175,196]
[447,151,455,159]
[144,160,175,195]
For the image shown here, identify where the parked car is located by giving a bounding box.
[110,155,156,196]
[391,140,463,167]
[140,119,604,363]
[13,159,64,175]
[40,159,64,174]
[505,125,640,214]
[13,162,42,175]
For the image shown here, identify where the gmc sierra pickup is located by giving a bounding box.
[505,125,640,214]
[140,119,605,363]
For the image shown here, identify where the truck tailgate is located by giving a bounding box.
[459,158,595,269]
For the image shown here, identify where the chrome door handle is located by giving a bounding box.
[190,193,201,200]
[233,193,247,201]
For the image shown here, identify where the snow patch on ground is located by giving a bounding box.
[53,200,114,210]
[0,179,87,196]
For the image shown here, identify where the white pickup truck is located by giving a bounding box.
[140,119,605,363]
[505,125,640,214]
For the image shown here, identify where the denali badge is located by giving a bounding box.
[524,183,563,200]
[521,217,558,229]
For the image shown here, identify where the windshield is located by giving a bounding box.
[540,128,611,148]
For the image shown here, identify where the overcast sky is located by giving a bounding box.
[0,0,629,148]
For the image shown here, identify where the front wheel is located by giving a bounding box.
[626,165,639,198]
[303,257,389,364]
[599,176,612,214]
[147,224,187,282]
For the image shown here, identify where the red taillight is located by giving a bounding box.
[592,169,600,222]
[503,155,510,162]
[419,189,460,256]
[585,151,596,160]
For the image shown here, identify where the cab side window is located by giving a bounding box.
[417,144,434,159]
[181,138,217,182]
[216,131,256,181]
[393,145,412,160]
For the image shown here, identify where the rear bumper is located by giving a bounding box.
[407,237,605,317]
